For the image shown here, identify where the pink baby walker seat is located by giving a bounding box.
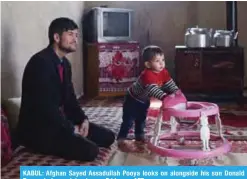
[147,90,231,162]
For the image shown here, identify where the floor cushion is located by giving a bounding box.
[1,109,13,166]
[2,97,21,133]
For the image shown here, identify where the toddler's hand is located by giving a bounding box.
[175,89,182,95]
[175,89,186,99]
[162,89,187,108]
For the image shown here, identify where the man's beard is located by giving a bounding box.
[58,42,76,54]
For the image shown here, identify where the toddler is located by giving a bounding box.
[117,45,181,149]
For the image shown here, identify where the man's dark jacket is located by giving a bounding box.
[17,46,87,148]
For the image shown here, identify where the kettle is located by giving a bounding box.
[185,26,213,48]
[213,30,238,47]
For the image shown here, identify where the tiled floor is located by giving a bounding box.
[108,151,247,166]
[108,150,127,166]
[108,151,160,166]
[108,139,247,166]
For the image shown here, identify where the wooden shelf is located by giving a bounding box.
[175,46,244,99]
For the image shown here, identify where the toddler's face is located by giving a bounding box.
[149,54,165,73]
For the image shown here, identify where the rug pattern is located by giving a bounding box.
[79,100,247,166]
[1,107,120,179]
[1,100,247,178]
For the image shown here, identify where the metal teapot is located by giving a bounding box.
[213,30,238,47]
[185,26,213,48]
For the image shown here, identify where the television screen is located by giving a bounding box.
[103,12,129,37]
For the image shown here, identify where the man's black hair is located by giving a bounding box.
[48,17,78,45]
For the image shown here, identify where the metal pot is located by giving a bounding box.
[185,26,213,48]
[213,30,238,47]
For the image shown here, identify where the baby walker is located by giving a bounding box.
[147,90,231,164]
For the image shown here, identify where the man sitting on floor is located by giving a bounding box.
[17,17,115,161]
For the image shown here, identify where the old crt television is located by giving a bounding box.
[83,7,133,43]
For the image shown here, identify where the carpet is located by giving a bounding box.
[1,107,120,179]
[3,102,246,175]
[81,98,247,140]
[80,103,247,166]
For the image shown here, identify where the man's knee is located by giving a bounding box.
[68,135,100,162]
[82,143,99,162]
[103,130,115,148]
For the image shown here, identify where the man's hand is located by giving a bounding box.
[74,120,89,137]
[79,119,89,137]
[74,125,81,135]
